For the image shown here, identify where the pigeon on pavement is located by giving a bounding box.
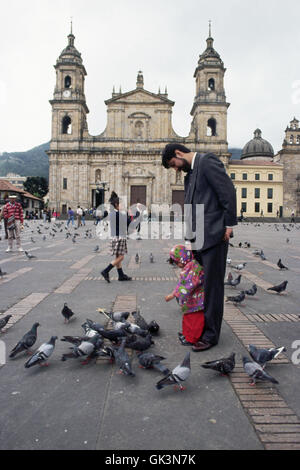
[245,284,257,297]
[24,251,36,259]
[277,259,288,270]
[225,274,241,288]
[149,253,154,263]
[113,338,135,376]
[61,335,103,364]
[135,253,140,264]
[24,336,58,368]
[234,262,247,271]
[267,280,288,294]
[201,352,235,375]
[242,356,279,385]
[248,344,286,368]
[225,291,246,304]
[61,303,75,323]
[125,333,154,351]
[0,268,7,278]
[9,322,40,357]
[125,323,149,337]
[137,352,170,375]
[156,352,191,391]
[0,315,12,331]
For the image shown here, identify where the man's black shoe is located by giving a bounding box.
[101,270,110,283]
[192,340,213,352]
[179,335,194,346]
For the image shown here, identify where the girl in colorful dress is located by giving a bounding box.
[165,244,205,346]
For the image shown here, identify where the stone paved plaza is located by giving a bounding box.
[0,219,300,450]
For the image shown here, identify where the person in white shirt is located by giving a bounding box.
[76,206,83,228]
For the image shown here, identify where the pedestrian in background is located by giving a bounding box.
[67,207,74,226]
[2,194,24,252]
[76,205,83,228]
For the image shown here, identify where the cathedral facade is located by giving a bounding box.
[47,29,300,218]
[47,29,230,214]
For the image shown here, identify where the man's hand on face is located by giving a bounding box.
[223,227,233,241]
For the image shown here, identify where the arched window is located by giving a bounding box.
[64,76,72,88]
[62,116,72,135]
[290,135,294,144]
[296,135,300,145]
[208,78,215,91]
[207,118,217,136]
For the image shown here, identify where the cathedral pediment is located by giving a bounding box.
[105,88,174,106]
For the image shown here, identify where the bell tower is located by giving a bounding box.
[49,24,89,144]
[189,23,230,163]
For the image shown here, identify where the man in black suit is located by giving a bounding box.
[162,143,237,351]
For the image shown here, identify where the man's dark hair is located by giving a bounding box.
[161,143,191,169]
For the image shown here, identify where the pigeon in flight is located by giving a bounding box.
[24,336,58,368]
[113,338,135,376]
[24,251,36,259]
[242,356,279,386]
[226,291,246,304]
[201,352,235,376]
[267,280,288,294]
[61,303,75,323]
[0,314,12,331]
[137,352,170,375]
[156,352,191,391]
[9,323,40,357]
[245,284,257,297]
[248,344,286,368]
[277,259,288,270]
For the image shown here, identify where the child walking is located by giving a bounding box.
[165,244,205,346]
[101,191,132,283]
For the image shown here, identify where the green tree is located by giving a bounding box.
[24,177,48,198]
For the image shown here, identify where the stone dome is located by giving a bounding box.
[241,129,274,161]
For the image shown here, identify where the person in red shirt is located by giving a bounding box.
[2,194,24,252]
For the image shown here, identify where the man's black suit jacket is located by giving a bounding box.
[184,152,237,251]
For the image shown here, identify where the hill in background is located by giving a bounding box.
[0,143,242,180]
[0,142,50,180]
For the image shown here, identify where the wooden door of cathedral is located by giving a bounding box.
[130,185,146,206]
[172,190,184,210]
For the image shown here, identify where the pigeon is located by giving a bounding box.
[61,303,75,323]
[201,352,235,376]
[234,262,247,271]
[24,336,58,368]
[132,310,149,330]
[94,245,99,252]
[135,253,140,264]
[86,319,127,343]
[31,237,36,243]
[81,322,100,338]
[148,320,160,334]
[245,284,257,296]
[137,352,170,375]
[42,235,46,241]
[0,268,7,278]
[9,322,40,357]
[248,344,286,368]
[267,280,288,294]
[113,338,135,376]
[225,274,242,288]
[238,242,242,248]
[226,258,231,265]
[24,251,36,259]
[97,309,130,322]
[260,250,266,261]
[125,323,149,337]
[149,253,154,263]
[0,314,12,331]
[224,272,233,285]
[242,356,279,385]
[226,291,246,304]
[252,249,261,256]
[61,335,103,364]
[277,259,288,270]
[125,333,154,351]
[156,352,191,391]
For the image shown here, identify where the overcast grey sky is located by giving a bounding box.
[1,0,300,154]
